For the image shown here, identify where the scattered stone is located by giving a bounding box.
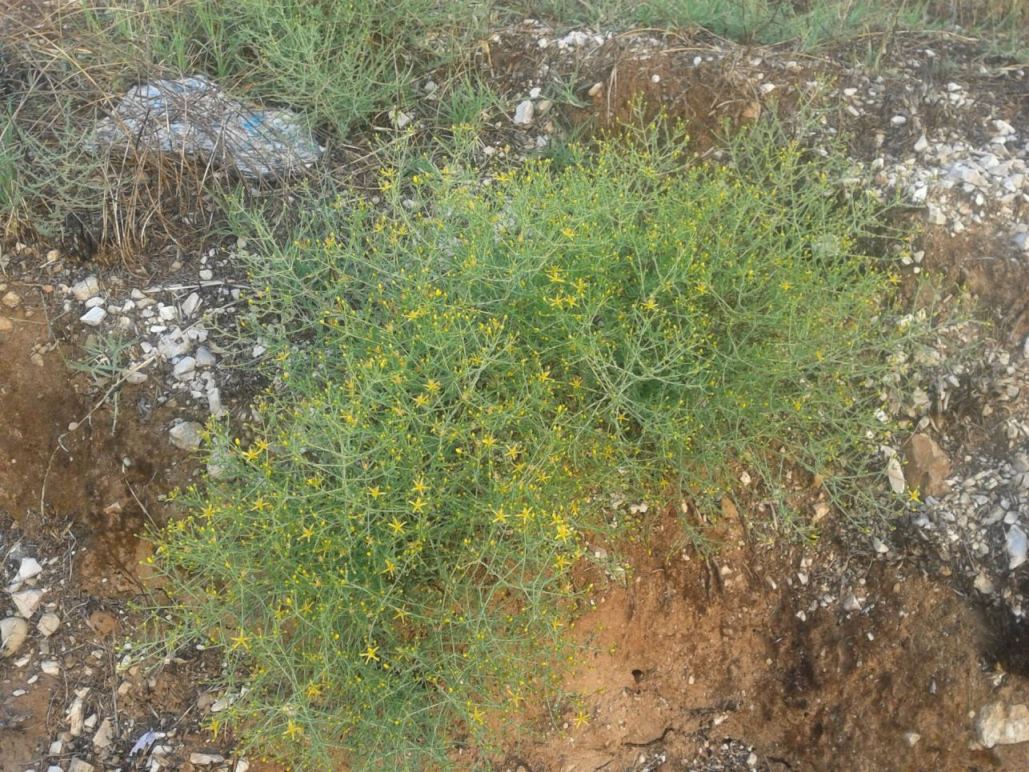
[158,329,192,359]
[513,100,534,126]
[199,268,214,281]
[1,290,21,308]
[1007,525,1027,570]
[68,759,95,772]
[389,108,413,129]
[0,317,12,333]
[93,717,115,749]
[122,366,148,385]
[67,695,85,736]
[37,612,61,637]
[904,731,921,746]
[181,291,202,317]
[80,307,107,326]
[71,276,100,301]
[842,592,863,612]
[11,588,44,618]
[195,346,216,367]
[0,616,29,657]
[886,456,906,495]
[207,385,225,417]
[169,421,203,451]
[41,659,61,676]
[977,702,1029,748]
[905,433,952,497]
[189,753,226,766]
[173,356,197,380]
[16,557,42,582]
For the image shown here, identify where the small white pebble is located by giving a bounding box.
[80,307,107,326]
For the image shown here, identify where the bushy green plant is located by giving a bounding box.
[151,127,910,767]
[81,0,485,137]
[0,118,21,233]
[0,0,489,244]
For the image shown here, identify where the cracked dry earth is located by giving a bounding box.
[2,17,1029,772]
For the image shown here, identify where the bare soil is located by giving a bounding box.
[518,512,1029,771]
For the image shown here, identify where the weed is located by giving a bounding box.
[148,122,915,767]
[0,119,21,235]
[80,0,486,138]
[436,76,500,133]
[510,0,1027,55]
[0,0,488,252]
[67,331,137,431]
[69,331,135,388]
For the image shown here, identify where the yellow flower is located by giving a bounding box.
[284,719,304,739]
[409,497,427,513]
[388,517,406,535]
[361,644,380,663]
[368,486,383,499]
[573,708,590,728]
[229,630,250,652]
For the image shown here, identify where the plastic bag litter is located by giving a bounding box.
[90,75,324,178]
[128,728,164,758]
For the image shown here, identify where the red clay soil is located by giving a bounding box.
[514,509,1029,771]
